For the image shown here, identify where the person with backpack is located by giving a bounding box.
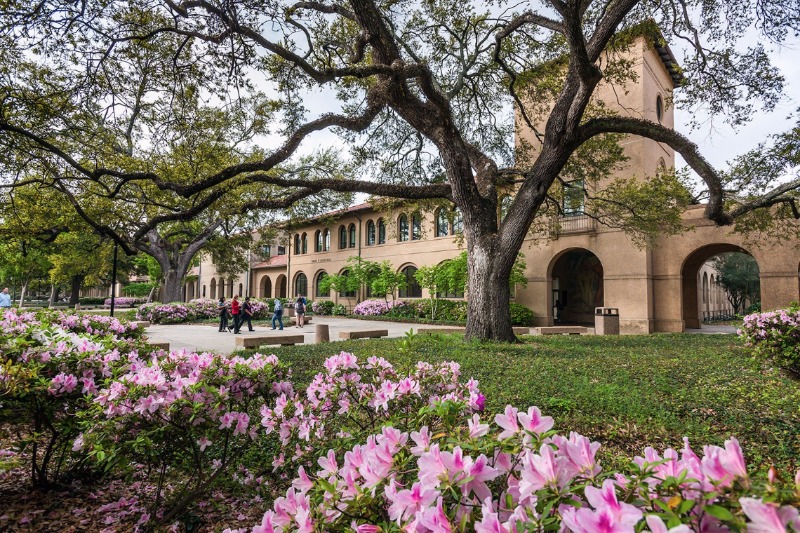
[271,298,284,330]
[295,294,307,328]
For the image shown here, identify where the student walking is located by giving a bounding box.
[295,294,306,328]
[0,288,11,309]
[241,296,254,332]
[271,298,284,330]
[217,297,230,332]
[231,295,241,334]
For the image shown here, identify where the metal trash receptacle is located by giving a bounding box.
[595,307,620,335]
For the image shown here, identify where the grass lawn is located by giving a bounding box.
[265,333,800,474]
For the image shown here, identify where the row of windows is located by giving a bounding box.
[291,266,423,298]
[291,209,465,255]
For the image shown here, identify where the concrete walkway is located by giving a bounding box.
[143,316,434,354]
[685,324,738,335]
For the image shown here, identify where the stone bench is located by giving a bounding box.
[339,329,389,340]
[288,316,313,326]
[537,326,589,335]
[235,335,304,348]
[130,320,150,329]
[147,341,170,351]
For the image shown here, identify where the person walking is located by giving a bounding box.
[295,294,306,328]
[0,288,11,309]
[231,295,242,334]
[241,296,254,332]
[217,296,230,332]
[271,298,284,330]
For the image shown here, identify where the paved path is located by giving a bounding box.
[143,318,738,354]
[143,316,441,354]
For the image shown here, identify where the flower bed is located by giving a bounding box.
[103,296,147,308]
[353,299,407,316]
[739,305,800,374]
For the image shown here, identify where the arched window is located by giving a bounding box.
[399,266,422,298]
[452,208,463,234]
[339,225,348,249]
[239,283,243,297]
[436,209,449,237]
[702,272,709,304]
[656,94,664,123]
[294,234,301,254]
[316,272,330,297]
[349,223,356,248]
[301,233,308,254]
[398,214,409,241]
[500,195,513,222]
[339,269,356,298]
[210,279,217,299]
[315,230,323,252]
[323,229,331,251]
[366,220,376,245]
[202,285,206,297]
[295,272,308,297]
[411,213,421,240]
[378,218,386,244]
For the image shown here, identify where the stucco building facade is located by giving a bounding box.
[192,38,800,333]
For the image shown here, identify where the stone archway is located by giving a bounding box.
[261,276,272,298]
[548,248,604,325]
[210,278,217,299]
[680,243,756,329]
[276,274,287,298]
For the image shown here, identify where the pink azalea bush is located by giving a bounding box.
[0,309,147,486]
[252,403,800,532]
[103,296,147,307]
[739,305,800,374]
[138,298,274,324]
[353,299,408,316]
[78,349,288,522]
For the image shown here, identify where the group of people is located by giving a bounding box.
[217,294,307,333]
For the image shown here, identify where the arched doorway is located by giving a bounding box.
[681,244,760,328]
[261,276,272,298]
[276,274,287,298]
[210,278,217,299]
[549,249,604,325]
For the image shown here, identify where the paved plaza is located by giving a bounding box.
[142,317,737,354]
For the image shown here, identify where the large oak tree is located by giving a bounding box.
[1,0,799,340]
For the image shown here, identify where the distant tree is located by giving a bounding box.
[712,253,761,315]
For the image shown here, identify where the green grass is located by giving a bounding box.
[262,333,800,473]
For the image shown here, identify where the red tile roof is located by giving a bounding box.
[252,254,288,269]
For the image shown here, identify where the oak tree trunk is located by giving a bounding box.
[162,269,184,304]
[68,275,84,306]
[464,232,517,342]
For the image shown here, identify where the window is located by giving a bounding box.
[238,283,243,296]
[294,235,300,254]
[315,230,323,252]
[339,270,356,298]
[398,214,409,241]
[339,225,348,249]
[261,244,272,258]
[295,272,308,297]
[436,209,449,237]
[323,229,331,251]
[399,266,422,298]
[277,246,286,255]
[301,233,308,254]
[202,285,206,297]
[563,179,585,216]
[366,220,376,245]
[378,219,386,244]
[500,195,512,222]
[452,209,463,234]
[349,224,356,248]
[316,272,330,297]
[656,95,664,123]
[411,214,421,240]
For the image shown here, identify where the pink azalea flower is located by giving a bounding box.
[197,437,211,452]
[468,414,490,438]
[740,498,800,533]
[583,480,643,526]
[387,480,440,523]
[518,406,554,435]
[495,405,520,440]
[645,515,692,533]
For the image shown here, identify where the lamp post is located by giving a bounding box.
[110,242,119,317]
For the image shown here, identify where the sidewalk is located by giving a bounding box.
[143,316,429,354]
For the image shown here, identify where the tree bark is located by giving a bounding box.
[48,284,60,307]
[68,275,84,306]
[162,268,184,303]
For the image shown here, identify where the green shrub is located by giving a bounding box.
[79,297,106,305]
[740,305,800,374]
[510,302,535,325]
[312,300,335,315]
[122,282,158,297]
[332,303,348,316]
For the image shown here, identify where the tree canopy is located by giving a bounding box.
[0,0,798,339]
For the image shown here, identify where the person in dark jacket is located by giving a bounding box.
[241,296,255,332]
[217,297,230,332]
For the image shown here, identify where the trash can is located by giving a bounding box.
[595,307,620,335]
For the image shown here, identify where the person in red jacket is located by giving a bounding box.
[231,295,242,334]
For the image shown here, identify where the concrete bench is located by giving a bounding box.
[130,320,150,329]
[147,342,170,351]
[537,326,589,335]
[288,316,313,326]
[339,329,389,340]
[235,335,304,348]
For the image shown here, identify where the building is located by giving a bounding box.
[194,37,800,332]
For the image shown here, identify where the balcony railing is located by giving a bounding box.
[550,214,596,236]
